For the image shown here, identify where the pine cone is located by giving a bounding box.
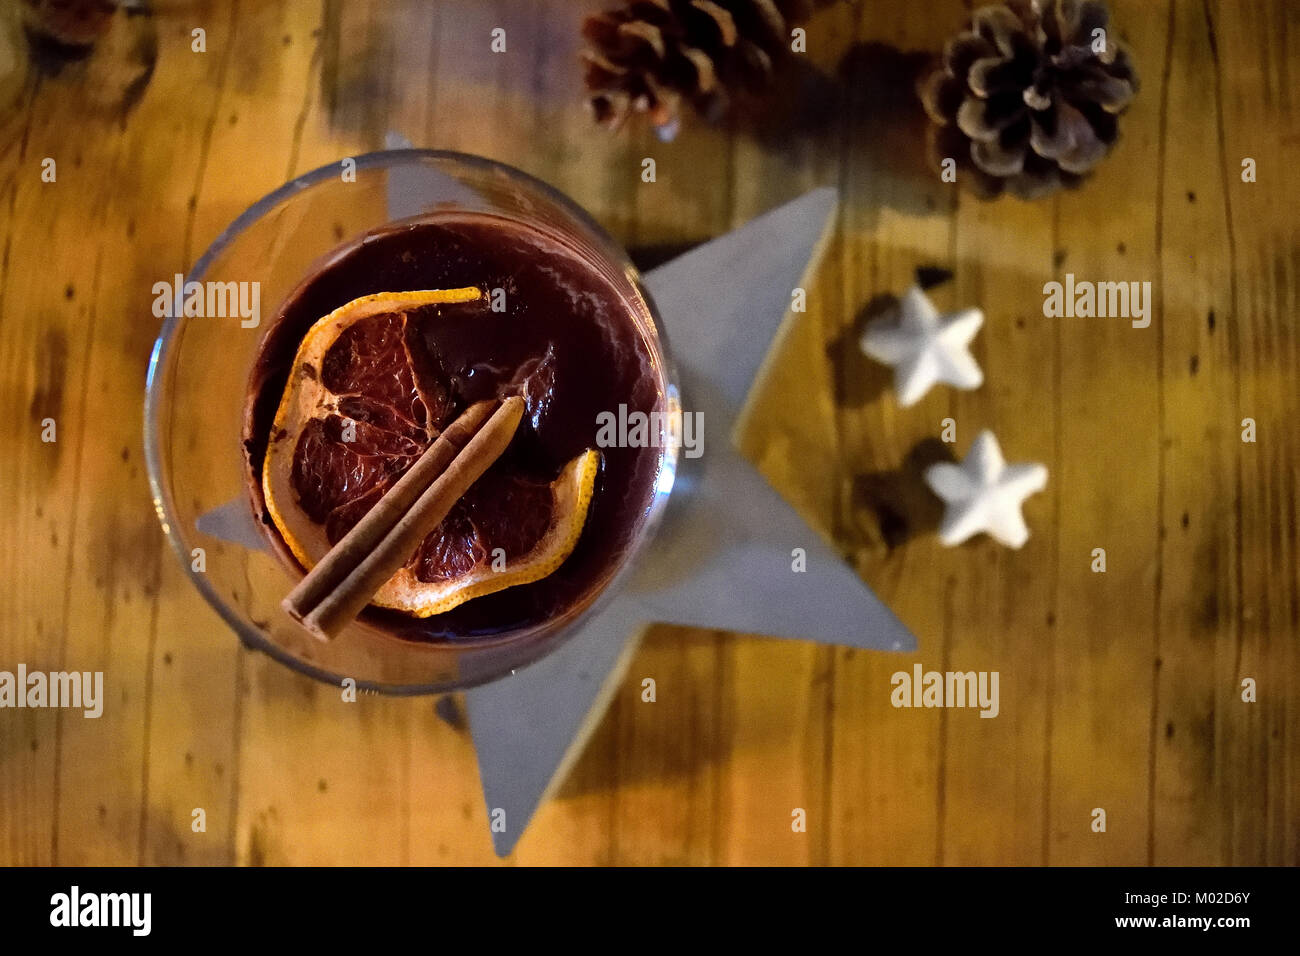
[581,0,814,139]
[919,0,1139,199]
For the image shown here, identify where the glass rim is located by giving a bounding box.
[144,148,676,694]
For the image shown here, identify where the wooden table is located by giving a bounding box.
[1,0,1295,865]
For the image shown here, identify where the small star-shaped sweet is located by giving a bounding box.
[924,430,1048,549]
[859,285,984,407]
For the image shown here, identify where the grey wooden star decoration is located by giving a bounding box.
[195,142,917,857]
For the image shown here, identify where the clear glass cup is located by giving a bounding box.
[145,151,677,693]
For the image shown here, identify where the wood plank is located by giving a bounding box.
[608,629,727,864]
[407,694,500,865]
[944,198,1056,864]
[1208,0,1299,865]
[819,0,967,865]
[135,1,267,865]
[1147,0,1240,866]
[713,0,858,867]
[0,1,222,863]
[0,67,60,868]
[424,0,549,168]
[1046,0,1169,865]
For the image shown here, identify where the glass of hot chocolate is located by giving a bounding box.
[146,152,677,692]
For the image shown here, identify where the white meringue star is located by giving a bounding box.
[924,430,1048,549]
[860,285,984,407]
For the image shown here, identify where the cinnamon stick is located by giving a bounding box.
[282,399,497,621]
[289,395,526,641]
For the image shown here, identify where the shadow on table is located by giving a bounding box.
[850,438,954,554]
[825,266,956,410]
[731,42,941,215]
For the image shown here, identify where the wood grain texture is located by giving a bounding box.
[0,0,1294,866]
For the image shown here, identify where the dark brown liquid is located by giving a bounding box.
[243,213,665,640]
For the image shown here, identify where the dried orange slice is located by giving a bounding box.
[262,289,600,617]
[388,448,600,616]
